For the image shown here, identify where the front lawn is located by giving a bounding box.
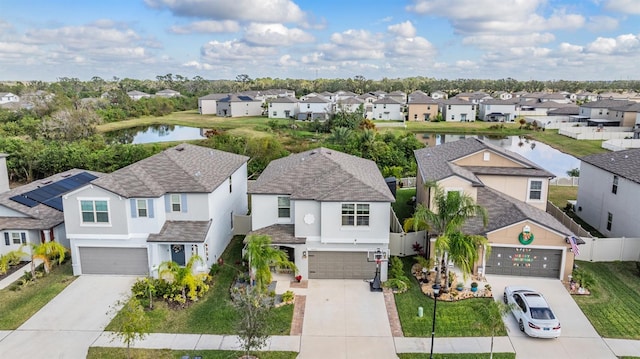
[573,261,640,339]
[88,347,297,359]
[106,236,293,334]
[398,353,515,359]
[395,257,506,337]
[548,185,577,209]
[0,261,75,329]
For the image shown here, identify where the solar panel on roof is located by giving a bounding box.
[43,197,64,211]
[9,195,39,207]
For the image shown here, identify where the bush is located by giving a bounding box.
[384,278,409,293]
[209,264,220,276]
[389,256,405,280]
[281,290,294,303]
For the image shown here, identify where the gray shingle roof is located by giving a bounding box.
[147,220,211,243]
[0,168,104,230]
[463,187,575,237]
[581,148,640,184]
[443,98,473,105]
[373,97,402,105]
[408,93,438,104]
[580,99,635,109]
[302,96,330,103]
[414,138,553,184]
[249,147,395,202]
[92,144,249,198]
[245,224,306,244]
[270,96,299,103]
[198,93,227,100]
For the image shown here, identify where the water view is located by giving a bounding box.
[416,133,580,177]
[106,125,206,144]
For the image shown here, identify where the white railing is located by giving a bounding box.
[549,177,579,186]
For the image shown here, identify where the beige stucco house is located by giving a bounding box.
[407,91,439,121]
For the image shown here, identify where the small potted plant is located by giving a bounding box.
[470,281,478,292]
[456,281,464,291]
[295,274,302,282]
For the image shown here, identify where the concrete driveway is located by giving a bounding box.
[0,275,136,358]
[486,275,617,359]
[297,279,398,359]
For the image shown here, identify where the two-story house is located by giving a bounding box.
[372,97,404,120]
[247,147,395,281]
[268,97,299,119]
[414,138,579,281]
[479,99,517,122]
[441,99,476,122]
[198,93,228,115]
[63,144,249,276]
[407,91,439,121]
[1,156,100,258]
[217,94,263,117]
[576,149,640,238]
[298,96,332,121]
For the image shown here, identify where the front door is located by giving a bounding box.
[171,244,186,265]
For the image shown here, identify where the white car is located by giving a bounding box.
[503,286,561,338]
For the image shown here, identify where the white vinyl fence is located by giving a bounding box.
[559,126,633,140]
[575,237,640,262]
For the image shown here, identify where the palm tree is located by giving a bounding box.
[244,234,297,293]
[419,184,488,289]
[31,241,67,276]
[158,255,208,302]
[446,231,490,283]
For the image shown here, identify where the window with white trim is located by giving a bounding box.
[607,212,613,231]
[81,200,109,223]
[528,180,543,201]
[11,232,26,245]
[170,194,182,212]
[136,199,148,218]
[341,203,370,226]
[278,197,290,218]
[612,175,618,194]
[229,175,233,192]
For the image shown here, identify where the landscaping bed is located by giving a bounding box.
[0,261,29,281]
[88,347,297,359]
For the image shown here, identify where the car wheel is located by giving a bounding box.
[518,319,525,332]
[503,292,508,304]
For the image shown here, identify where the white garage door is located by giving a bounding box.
[308,251,377,279]
[485,247,562,278]
[79,247,149,275]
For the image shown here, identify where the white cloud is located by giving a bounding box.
[24,25,141,49]
[144,0,308,24]
[558,42,584,54]
[387,21,416,38]
[586,34,640,54]
[585,16,619,32]
[0,41,42,60]
[388,36,436,57]
[171,20,240,34]
[329,29,384,50]
[462,32,555,48]
[182,60,214,70]
[201,39,278,62]
[604,0,640,15]
[278,54,298,66]
[301,52,323,64]
[244,23,314,46]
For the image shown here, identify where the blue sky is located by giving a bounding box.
[1,0,639,82]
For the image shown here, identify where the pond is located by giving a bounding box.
[105,125,206,144]
[416,133,580,177]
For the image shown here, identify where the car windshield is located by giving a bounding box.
[530,307,555,320]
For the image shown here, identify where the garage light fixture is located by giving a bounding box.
[302,250,307,258]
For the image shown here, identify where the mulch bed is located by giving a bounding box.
[0,261,29,282]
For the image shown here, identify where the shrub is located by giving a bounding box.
[389,256,405,280]
[209,264,220,276]
[383,278,409,293]
[281,290,294,303]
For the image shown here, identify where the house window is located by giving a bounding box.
[230,211,234,229]
[451,115,455,120]
[11,232,26,245]
[278,197,290,218]
[612,175,618,194]
[272,111,277,116]
[307,104,310,109]
[170,194,182,212]
[528,180,543,200]
[483,152,490,161]
[229,175,232,192]
[80,200,109,223]
[448,105,451,110]
[379,113,382,119]
[427,106,431,110]
[414,114,417,120]
[341,203,370,226]
[136,199,148,217]
[607,212,613,231]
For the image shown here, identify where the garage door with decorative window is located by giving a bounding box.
[485,247,562,278]
[308,251,377,279]
[79,247,149,275]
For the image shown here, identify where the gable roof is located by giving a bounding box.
[373,97,402,105]
[0,169,104,230]
[580,99,635,109]
[249,147,394,202]
[270,96,299,104]
[92,144,249,198]
[301,96,330,103]
[580,148,640,184]
[219,94,256,102]
[408,92,438,104]
[442,98,473,106]
[463,186,575,237]
[414,137,553,184]
[198,93,228,101]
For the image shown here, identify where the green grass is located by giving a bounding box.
[548,185,578,209]
[393,188,417,225]
[0,261,76,329]
[88,347,297,359]
[395,258,506,337]
[106,236,293,334]
[528,130,608,158]
[573,261,640,339]
[398,353,515,359]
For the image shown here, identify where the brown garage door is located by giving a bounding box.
[79,247,149,275]
[485,247,562,278]
[308,251,377,279]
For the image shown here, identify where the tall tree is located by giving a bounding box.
[244,234,297,293]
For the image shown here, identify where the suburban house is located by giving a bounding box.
[335,97,364,114]
[578,99,636,126]
[298,96,332,121]
[414,138,579,281]
[478,99,517,122]
[441,98,476,122]
[357,93,377,119]
[0,92,20,104]
[127,90,151,101]
[372,97,404,120]
[335,90,358,102]
[198,93,228,115]
[247,147,395,281]
[608,103,640,127]
[0,155,101,258]
[539,93,571,104]
[216,94,263,117]
[155,89,181,98]
[575,149,640,238]
[407,91,439,121]
[268,96,299,119]
[431,91,448,100]
[387,90,407,104]
[576,91,599,103]
[62,144,249,276]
